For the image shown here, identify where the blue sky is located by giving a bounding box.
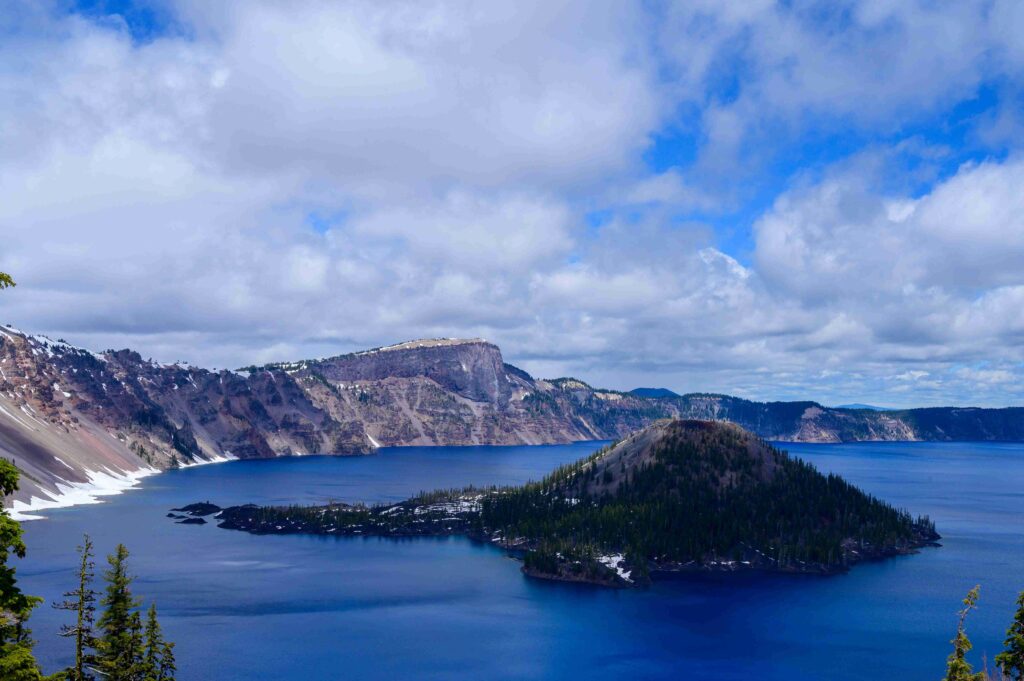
[1,1,1023,407]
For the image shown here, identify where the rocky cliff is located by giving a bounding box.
[2,325,1022,515]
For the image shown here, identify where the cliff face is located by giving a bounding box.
[0,327,364,511]
[0,329,599,509]
[261,341,595,448]
[310,339,517,404]
[2,325,1022,512]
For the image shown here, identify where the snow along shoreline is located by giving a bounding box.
[7,452,239,522]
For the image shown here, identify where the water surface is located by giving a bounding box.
[17,440,1024,680]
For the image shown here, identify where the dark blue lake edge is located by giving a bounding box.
[17,440,1024,681]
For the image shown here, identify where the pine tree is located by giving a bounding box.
[158,639,176,681]
[996,591,1024,681]
[944,585,985,681]
[142,605,159,680]
[96,545,142,681]
[52,535,98,681]
[0,459,43,681]
[127,611,144,680]
[141,604,175,681]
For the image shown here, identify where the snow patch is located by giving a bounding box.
[7,451,244,520]
[414,499,481,515]
[54,456,76,471]
[597,553,633,583]
[8,466,160,521]
[355,338,486,356]
[177,452,239,468]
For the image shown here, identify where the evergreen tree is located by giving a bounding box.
[53,535,98,681]
[944,586,985,681]
[996,591,1024,681]
[96,545,141,681]
[0,458,43,681]
[126,612,144,680]
[0,272,14,290]
[142,604,174,681]
[157,639,176,681]
[142,605,159,680]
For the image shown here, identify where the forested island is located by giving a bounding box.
[178,420,940,586]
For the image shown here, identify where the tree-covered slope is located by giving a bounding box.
[482,420,938,582]
[200,420,939,586]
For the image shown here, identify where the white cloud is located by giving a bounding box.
[955,367,1015,385]
[655,0,1024,175]
[0,1,1022,408]
[753,157,1024,316]
[180,1,661,192]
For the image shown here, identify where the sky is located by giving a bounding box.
[1,0,1023,408]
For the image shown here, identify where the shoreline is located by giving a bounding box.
[7,452,239,522]
[9,466,161,521]
[9,434,999,523]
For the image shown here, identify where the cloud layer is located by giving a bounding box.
[1,1,1022,407]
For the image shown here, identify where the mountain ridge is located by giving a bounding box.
[2,325,1023,515]
[629,387,681,399]
[835,403,894,411]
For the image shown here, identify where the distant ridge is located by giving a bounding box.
[3,325,1024,516]
[629,387,681,399]
[835,403,893,411]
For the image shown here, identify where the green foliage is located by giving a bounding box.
[96,545,142,680]
[0,272,15,290]
[996,591,1024,681]
[1,458,43,680]
[408,487,488,505]
[522,543,611,582]
[307,370,343,400]
[157,639,175,681]
[46,543,176,681]
[52,535,98,681]
[1,427,173,681]
[522,390,559,415]
[944,586,985,681]
[221,490,485,538]
[0,642,43,681]
[142,604,175,681]
[130,443,154,467]
[481,424,929,572]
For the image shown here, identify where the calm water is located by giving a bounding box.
[16,441,1024,681]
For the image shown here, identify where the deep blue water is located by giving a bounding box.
[15,440,1024,681]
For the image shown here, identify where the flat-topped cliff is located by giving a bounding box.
[2,325,1022,515]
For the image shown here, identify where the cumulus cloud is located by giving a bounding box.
[655,1,1024,170]
[748,157,1024,402]
[180,0,660,192]
[0,1,1022,407]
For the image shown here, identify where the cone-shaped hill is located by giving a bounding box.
[195,419,939,587]
[482,419,939,583]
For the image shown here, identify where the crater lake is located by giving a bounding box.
[16,440,1024,681]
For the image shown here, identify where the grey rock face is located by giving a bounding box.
[2,326,1023,510]
[311,340,519,404]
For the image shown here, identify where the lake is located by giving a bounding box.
[16,440,1024,680]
